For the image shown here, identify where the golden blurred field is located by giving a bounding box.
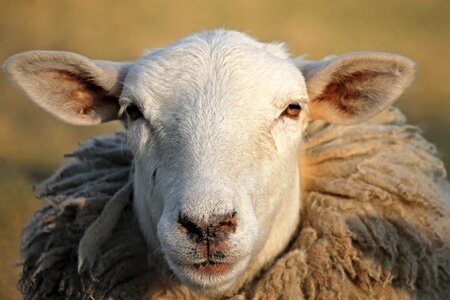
[0,0,449,298]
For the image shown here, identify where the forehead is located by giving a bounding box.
[123,31,307,109]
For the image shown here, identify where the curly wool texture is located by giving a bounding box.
[19,107,450,299]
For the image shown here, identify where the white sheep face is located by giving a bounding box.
[3,29,416,296]
[124,31,307,293]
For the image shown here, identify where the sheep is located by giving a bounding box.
[3,29,449,299]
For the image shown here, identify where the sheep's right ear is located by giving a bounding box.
[296,52,416,124]
[3,51,132,125]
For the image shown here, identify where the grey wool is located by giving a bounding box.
[19,107,450,299]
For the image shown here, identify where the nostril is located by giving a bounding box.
[178,214,206,242]
[216,211,237,234]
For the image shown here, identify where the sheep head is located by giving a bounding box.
[3,30,415,295]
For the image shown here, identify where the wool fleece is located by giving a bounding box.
[19,107,450,299]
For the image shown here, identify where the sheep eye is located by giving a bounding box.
[283,103,302,118]
[123,104,143,121]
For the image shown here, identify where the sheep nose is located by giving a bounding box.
[177,212,237,244]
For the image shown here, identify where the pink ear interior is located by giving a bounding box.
[40,69,120,121]
[312,70,387,117]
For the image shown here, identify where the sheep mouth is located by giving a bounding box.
[170,256,251,293]
[191,261,233,275]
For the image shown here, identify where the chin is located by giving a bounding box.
[166,255,251,296]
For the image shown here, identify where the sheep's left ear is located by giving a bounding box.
[296,52,416,124]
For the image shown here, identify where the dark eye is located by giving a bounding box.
[123,104,143,121]
[283,103,302,118]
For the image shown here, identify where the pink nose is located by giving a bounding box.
[178,212,237,259]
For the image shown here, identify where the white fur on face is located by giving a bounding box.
[124,30,307,295]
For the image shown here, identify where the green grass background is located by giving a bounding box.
[0,0,449,298]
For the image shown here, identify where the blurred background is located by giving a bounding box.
[0,0,448,298]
